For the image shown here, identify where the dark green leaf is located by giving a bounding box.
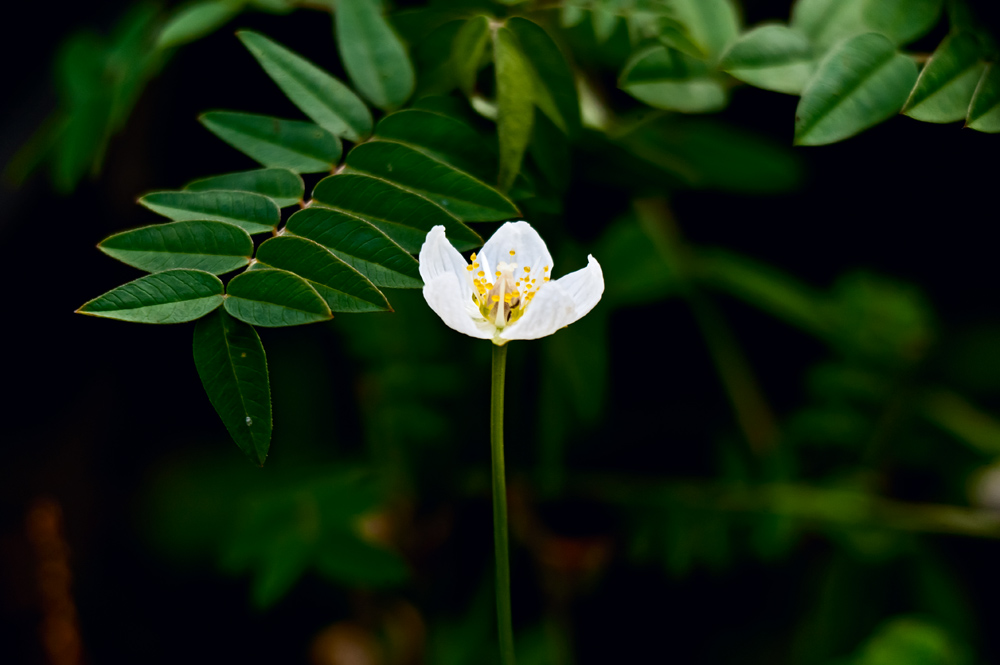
[375,109,495,181]
[452,16,490,95]
[157,0,242,50]
[284,207,421,289]
[237,30,373,141]
[528,110,570,192]
[720,24,816,95]
[493,27,534,192]
[185,168,304,207]
[507,17,581,135]
[591,3,619,44]
[967,63,1000,132]
[794,32,918,145]
[904,32,986,123]
[200,111,342,173]
[77,269,224,323]
[311,173,481,252]
[862,0,943,45]
[791,0,866,52]
[99,220,253,274]
[253,236,390,312]
[345,141,518,222]
[139,190,280,235]
[224,269,332,327]
[620,45,727,113]
[193,309,272,465]
[335,0,415,110]
[668,0,740,62]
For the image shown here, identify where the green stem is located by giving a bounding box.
[491,342,516,665]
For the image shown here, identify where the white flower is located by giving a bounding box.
[418,221,604,345]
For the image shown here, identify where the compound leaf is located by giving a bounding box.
[237,30,372,141]
[284,206,422,289]
[193,309,272,466]
[99,220,253,274]
[139,189,280,235]
[904,32,986,123]
[200,111,342,173]
[253,236,390,313]
[335,0,415,110]
[77,269,224,323]
[311,173,481,252]
[794,32,918,145]
[346,140,518,222]
[185,168,304,207]
[224,269,332,327]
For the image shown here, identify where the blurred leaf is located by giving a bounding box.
[493,27,534,192]
[967,63,1000,132]
[346,140,518,221]
[792,0,867,52]
[237,30,373,141]
[375,108,496,181]
[668,0,740,63]
[904,32,985,122]
[411,19,465,96]
[452,15,490,96]
[698,249,828,333]
[224,269,333,327]
[721,24,816,95]
[253,236,390,313]
[619,45,727,113]
[787,404,873,447]
[598,216,678,305]
[507,17,581,135]
[285,207,422,289]
[794,33,918,146]
[77,270,224,323]
[862,0,944,46]
[139,189,280,235]
[200,111,343,173]
[827,272,933,366]
[185,168,304,207]
[98,220,253,274]
[527,110,570,192]
[616,118,802,193]
[592,2,620,44]
[335,0,416,110]
[922,389,1000,455]
[312,173,481,252]
[157,0,243,50]
[656,17,708,59]
[193,309,272,465]
[848,617,963,665]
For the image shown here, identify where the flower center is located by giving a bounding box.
[465,249,550,329]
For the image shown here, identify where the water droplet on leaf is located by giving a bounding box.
[245,416,253,426]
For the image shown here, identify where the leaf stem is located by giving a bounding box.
[491,342,516,665]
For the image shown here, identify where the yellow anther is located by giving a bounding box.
[503,294,512,303]
[495,271,501,277]
[466,265,474,271]
[524,266,531,272]
[478,270,485,277]
[543,277,550,282]
[473,262,480,268]
[543,266,550,272]
[492,295,500,302]
[470,252,477,261]
[509,249,515,255]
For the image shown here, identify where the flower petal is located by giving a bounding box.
[480,221,554,278]
[423,273,494,340]
[552,255,604,317]
[419,225,471,287]
[499,255,604,341]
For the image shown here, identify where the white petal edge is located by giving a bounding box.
[480,221,554,279]
[499,255,604,341]
[423,273,494,340]
[418,225,470,288]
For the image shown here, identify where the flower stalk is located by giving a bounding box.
[491,342,516,665]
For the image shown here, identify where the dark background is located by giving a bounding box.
[2,1,999,663]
